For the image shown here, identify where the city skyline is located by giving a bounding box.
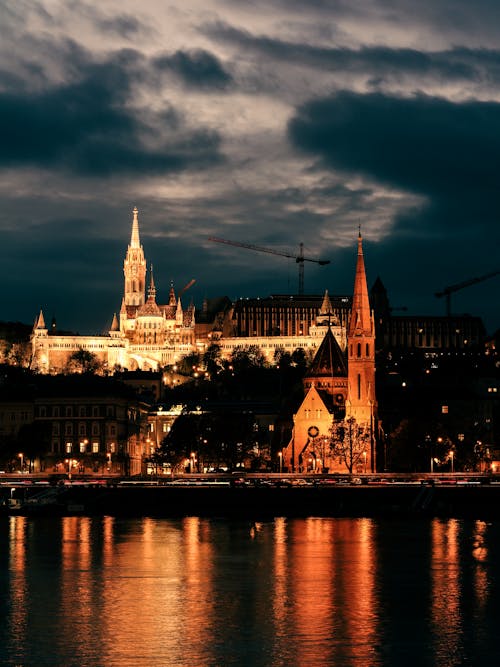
[2,0,500,334]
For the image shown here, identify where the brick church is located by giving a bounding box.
[283,233,378,474]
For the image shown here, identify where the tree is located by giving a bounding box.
[330,417,371,474]
[203,343,224,376]
[66,348,102,374]
[230,345,266,373]
[175,352,201,376]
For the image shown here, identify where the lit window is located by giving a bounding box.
[442,405,449,414]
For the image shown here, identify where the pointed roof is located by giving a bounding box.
[168,280,176,306]
[349,231,372,336]
[130,206,141,248]
[138,266,161,317]
[319,289,333,316]
[306,327,347,378]
[36,309,46,329]
[110,313,119,331]
[148,264,157,300]
[370,276,390,317]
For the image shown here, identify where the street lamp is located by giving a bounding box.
[450,449,454,473]
[278,451,283,474]
[363,450,367,474]
[18,452,23,473]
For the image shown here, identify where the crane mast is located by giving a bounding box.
[208,237,330,295]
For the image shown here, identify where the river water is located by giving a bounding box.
[1,516,500,666]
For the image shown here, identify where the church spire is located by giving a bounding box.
[348,230,372,337]
[123,206,147,307]
[319,289,333,316]
[35,308,46,330]
[130,206,140,248]
[168,280,176,306]
[148,264,157,300]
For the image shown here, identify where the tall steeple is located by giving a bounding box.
[123,206,146,307]
[347,231,377,470]
[349,231,372,337]
[148,264,157,300]
[168,280,176,306]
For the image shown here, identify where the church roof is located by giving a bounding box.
[160,304,177,319]
[306,327,347,378]
[137,298,162,317]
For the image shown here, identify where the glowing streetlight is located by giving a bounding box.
[363,450,367,474]
[18,453,23,472]
[278,451,283,474]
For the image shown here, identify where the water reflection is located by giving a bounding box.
[1,516,500,666]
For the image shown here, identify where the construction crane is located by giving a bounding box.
[178,278,196,298]
[208,237,330,294]
[435,269,500,316]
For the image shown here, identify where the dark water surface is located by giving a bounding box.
[1,516,500,666]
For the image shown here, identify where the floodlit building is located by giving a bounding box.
[29,207,349,373]
[30,208,196,374]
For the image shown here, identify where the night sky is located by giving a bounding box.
[2,0,499,335]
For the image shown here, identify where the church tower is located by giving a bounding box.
[123,207,146,307]
[347,231,377,469]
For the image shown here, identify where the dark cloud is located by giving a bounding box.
[289,90,500,201]
[153,49,233,90]
[0,44,223,176]
[207,22,500,85]
[96,15,144,38]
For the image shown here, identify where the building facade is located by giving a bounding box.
[29,208,350,372]
[30,208,196,374]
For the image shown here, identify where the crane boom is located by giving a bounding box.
[208,237,330,294]
[178,279,196,298]
[435,269,500,316]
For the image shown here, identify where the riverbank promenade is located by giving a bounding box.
[2,474,500,519]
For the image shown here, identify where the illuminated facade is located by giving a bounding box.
[31,208,196,374]
[284,233,378,474]
[29,207,351,373]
